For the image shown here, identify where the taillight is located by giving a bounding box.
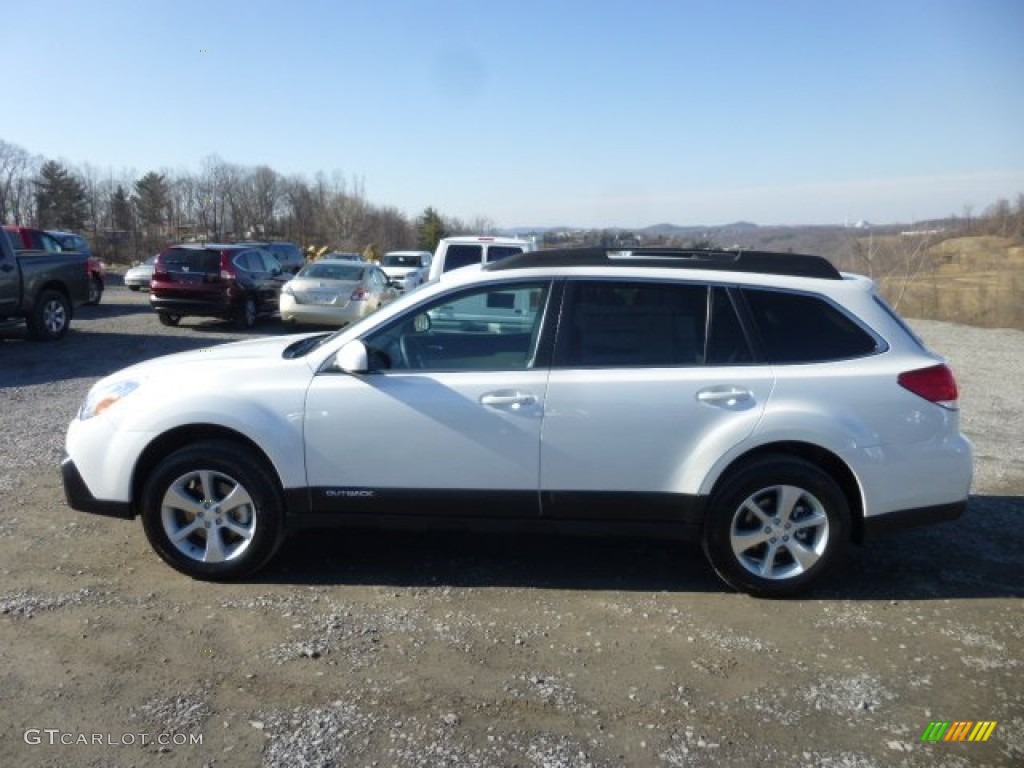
[220,253,236,280]
[898,364,958,409]
[351,286,368,300]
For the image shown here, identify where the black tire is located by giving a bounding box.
[702,455,850,598]
[128,285,140,292]
[158,313,182,327]
[86,275,103,305]
[236,297,256,329]
[140,440,285,580]
[26,289,71,341]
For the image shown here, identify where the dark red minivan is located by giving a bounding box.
[149,243,289,328]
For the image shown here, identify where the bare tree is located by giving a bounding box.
[0,140,38,224]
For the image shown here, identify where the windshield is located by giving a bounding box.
[162,248,221,273]
[382,254,421,267]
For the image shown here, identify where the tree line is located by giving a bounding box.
[0,138,494,262]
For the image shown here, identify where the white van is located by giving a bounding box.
[426,235,536,284]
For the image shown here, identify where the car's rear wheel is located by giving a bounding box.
[236,297,256,329]
[141,441,284,580]
[158,313,182,327]
[26,289,71,341]
[702,456,850,598]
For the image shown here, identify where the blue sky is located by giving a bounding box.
[7,0,1023,228]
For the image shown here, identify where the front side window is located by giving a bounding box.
[363,281,551,371]
[743,288,879,363]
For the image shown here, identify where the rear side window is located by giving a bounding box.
[442,244,484,273]
[560,281,711,367]
[743,289,878,363]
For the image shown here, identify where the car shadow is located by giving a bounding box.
[75,302,156,319]
[257,494,1023,599]
[265,530,722,593]
[0,329,266,388]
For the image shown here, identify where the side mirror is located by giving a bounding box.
[334,339,369,373]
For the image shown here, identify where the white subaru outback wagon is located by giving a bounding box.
[62,248,973,597]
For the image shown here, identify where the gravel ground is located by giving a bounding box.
[0,282,1021,767]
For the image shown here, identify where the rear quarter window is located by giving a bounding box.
[743,288,879,363]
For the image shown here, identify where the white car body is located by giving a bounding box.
[63,249,972,595]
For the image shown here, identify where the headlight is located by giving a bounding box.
[79,380,140,420]
[281,282,294,296]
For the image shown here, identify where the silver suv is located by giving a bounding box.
[62,248,972,596]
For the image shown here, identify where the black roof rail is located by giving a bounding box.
[484,247,842,280]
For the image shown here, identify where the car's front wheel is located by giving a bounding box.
[157,313,182,327]
[141,441,285,580]
[702,456,850,598]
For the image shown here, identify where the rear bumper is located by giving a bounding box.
[150,296,237,318]
[280,296,366,326]
[861,499,966,540]
[61,453,134,519]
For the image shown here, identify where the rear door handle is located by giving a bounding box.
[480,390,537,409]
[697,386,754,409]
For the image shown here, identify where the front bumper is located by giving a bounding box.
[61,453,134,519]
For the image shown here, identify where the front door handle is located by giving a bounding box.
[697,386,754,409]
[480,390,537,409]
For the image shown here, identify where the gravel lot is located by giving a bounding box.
[1,281,1021,767]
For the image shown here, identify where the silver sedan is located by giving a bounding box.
[123,255,156,291]
[279,262,398,327]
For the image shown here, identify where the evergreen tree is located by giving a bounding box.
[33,161,88,229]
[416,206,447,251]
[111,185,133,232]
[133,172,169,233]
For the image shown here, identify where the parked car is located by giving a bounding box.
[47,230,105,305]
[149,243,289,328]
[1,225,91,340]
[379,250,432,292]
[62,247,972,597]
[279,260,398,327]
[320,252,364,262]
[237,241,305,274]
[124,255,157,291]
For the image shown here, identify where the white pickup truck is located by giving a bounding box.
[410,235,536,289]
